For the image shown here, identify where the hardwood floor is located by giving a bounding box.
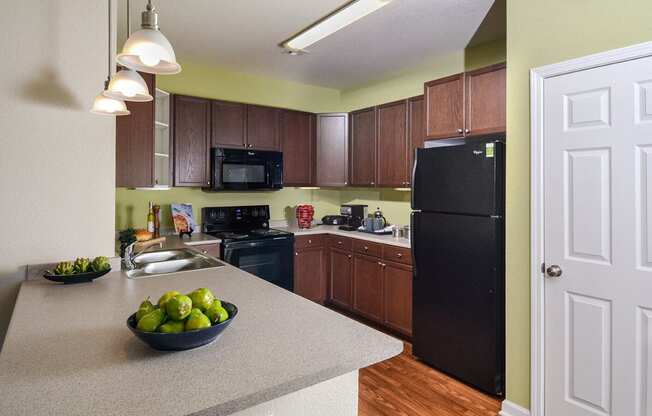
[359,343,502,416]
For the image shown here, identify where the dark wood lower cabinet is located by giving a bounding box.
[294,247,326,304]
[383,261,413,336]
[353,254,384,322]
[329,248,353,310]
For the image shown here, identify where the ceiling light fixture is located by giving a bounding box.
[117,0,181,74]
[91,0,130,116]
[104,0,153,102]
[281,0,392,53]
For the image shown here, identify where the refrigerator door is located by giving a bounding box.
[412,140,504,215]
[412,211,505,396]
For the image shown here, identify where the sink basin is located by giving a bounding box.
[126,248,224,279]
[132,249,195,265]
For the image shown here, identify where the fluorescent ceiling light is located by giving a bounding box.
[282,0,391,51]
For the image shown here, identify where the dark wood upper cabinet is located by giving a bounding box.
[377,100,408,187]
[246,105,280,150]
[407,95,424,186]
[211,100,246,149]
[280,110,314,186]
[116,72,155,187]
[383,260,413,336]
[173,95,211,187]
[316,113,349,187]
[329,248,353,310]
[465,63,506,137]
[424,73,465,140]
[352,254,384,322]
[349,107,377,187]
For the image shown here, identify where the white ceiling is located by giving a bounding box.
[119,0,495,90]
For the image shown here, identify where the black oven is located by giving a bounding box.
[210,147,283,191]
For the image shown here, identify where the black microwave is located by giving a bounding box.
[210,147,283,191]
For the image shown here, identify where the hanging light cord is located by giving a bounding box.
[127,0,131,36]
[106,0,112,83]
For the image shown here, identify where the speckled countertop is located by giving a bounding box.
[0,265,402,416]
[274,224,411,248]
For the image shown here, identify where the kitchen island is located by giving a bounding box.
[0,264,402,415]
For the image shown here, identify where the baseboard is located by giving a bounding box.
[499,400,531,416]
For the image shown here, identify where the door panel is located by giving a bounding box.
[377,100,408,187]
[294,247,325,304]
[544,55,652,416]
[173,95,210,187]
[316,113,348,186]
[281,110,314,186]
[352,254,383,322]
[211,100,246,149]
[465,63,506,136]
[424,73,464,140]
[329,248,352,309]
[350,107,377,186]
[246,105,279,150]
[383,261,412,336]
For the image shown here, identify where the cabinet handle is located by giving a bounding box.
[308,239,312,244]
[378,262,386,268]
[347,254,352,259]
[344,181,348,185]
[338,241,342,245]
[371,182,375,185]
[397,253,403,258]
[364,246,369,251]
[465,129,470,134]
[202,250,208,254]
[248,144,253,148]
[295,252,298,256]
[457,128,463,134]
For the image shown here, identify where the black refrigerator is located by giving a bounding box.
[411,138,505,397]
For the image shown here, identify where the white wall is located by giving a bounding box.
[0,1,116,347]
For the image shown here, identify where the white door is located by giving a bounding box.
[544,55,652,416]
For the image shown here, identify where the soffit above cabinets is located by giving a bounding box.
[119,0,495,90]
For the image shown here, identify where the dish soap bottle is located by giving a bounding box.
[147,202,155,233]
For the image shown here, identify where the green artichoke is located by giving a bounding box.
[53,261,75,275]
[91,256,110,272]
[73,257,91,273]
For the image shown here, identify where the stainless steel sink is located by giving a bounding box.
[126,248,224,279]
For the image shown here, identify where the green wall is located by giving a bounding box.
[505,0,652,409]
[465,38,506,71]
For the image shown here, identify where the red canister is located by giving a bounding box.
[296,204,315,229]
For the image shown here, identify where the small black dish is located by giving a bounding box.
[43,268,111,284]
[127,301,238,351]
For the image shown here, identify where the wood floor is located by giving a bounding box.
[359,343,502,416]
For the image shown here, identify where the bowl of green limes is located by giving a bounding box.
[127,288,237,351]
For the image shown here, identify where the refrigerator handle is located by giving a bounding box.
[410,212,418,279]
[411,149,419,209]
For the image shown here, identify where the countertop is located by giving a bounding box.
[275,224,411,248]
[0,265,402,416]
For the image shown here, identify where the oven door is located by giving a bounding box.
[221,237,294,291]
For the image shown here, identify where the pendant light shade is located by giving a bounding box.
[104,68,152,101]
[90,92,130,116]
[116,1,181,75]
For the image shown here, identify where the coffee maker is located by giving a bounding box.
[338,204,368,231]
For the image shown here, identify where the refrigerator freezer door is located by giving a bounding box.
[412,211,505,396]
[412,140,504,215]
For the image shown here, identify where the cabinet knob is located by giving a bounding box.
[347,254,352,259]
[465,129,470,134]
[248,144,253,148]
[371,182,375,185]
[344,181,348,185]
[338,241,342,245]
[364,246,369,251]
[397,253,403,258]
[295,252,298,256]
[201,250,208,254]
[457,128,463,134]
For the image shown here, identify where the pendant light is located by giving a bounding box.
[91,0,130,116]
[104,1,152,102]
[116,0,181,75]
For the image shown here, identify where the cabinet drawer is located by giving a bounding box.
[193,243,220,259]
[352,239,382,258]
[327,235,352,251]
[295,234,325,250]
[383,245,412,265]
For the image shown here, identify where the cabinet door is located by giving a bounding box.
[407,95,424,186]
[246,105,280,150]
[173,95,211,187]
[465,63,506,137]
[116,72,155,187]
[281,110,314,186]
[424,73,464,140]
[329,248,353,309]
[349,107,377,186]
[352,254,384,322]
[294,247,326,304]
[377,100,408,187]
[383,260,413,336]
[316,113,349,187]
[211,100,246,149]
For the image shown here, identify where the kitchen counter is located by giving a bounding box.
[161,232,221,247]
[0,265,402,415]
[276,224,411,248]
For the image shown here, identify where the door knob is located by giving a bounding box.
[546,265,562,278]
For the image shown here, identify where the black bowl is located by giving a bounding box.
[126,301,238,351]
[43,268,111,284]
